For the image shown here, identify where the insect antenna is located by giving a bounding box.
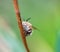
[26,17,31,21]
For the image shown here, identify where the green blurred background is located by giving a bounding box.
[0,0,60,52]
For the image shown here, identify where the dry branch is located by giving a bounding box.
[13,0,30,52]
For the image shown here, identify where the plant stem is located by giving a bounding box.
[13,0,30,52]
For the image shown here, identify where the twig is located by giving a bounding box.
[13,0,30,52]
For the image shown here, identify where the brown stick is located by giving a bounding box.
[13,0,30,52]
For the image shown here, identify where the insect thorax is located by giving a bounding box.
[22,21,32,36]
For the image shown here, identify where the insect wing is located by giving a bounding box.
[32,26,40,31]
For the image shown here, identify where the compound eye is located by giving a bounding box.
[28,29,32,32]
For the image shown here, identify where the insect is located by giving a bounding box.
[22,17,39,36]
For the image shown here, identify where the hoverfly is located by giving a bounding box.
[22,17,39,36]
